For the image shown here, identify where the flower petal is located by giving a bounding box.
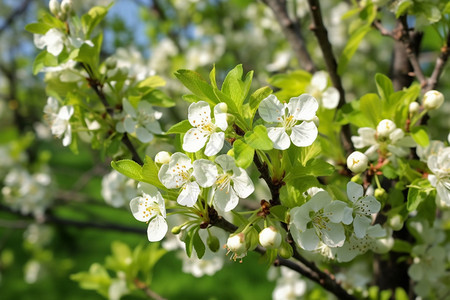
[188,101,211,127]
[124,117,136,133]
[122,99,137,117]
[353,215,371,238]
[204,132,224,156]
[268,127,290,150]
[62,125,72,146]
[193,159,218,187]
[356,195,381,215]
[347,181,364,203]
[287,94,318,121]
[147,215,168,242]
[177,181,200,207]
[297,228,320,251]
[258,94,285,123]
[308,191,332,212]
[290,121,318,147]
[310,71,328,91]
[213,104,228,131]
[183,128,208,153]
[136,127,154,143]
[324,200,347,223]
[130,196,151,222]
[231,168,254,198]
[322,87,340,109]
[215,154,235,171]
[320,222,345,248]
[214,188,239,212]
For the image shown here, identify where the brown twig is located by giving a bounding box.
[306,0,354,156]
[262,0,316,73]
[134,278,167,300]
[427,30,450,91]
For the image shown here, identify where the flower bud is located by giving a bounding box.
[61,0,72,14]
[207,234,220,253]
[155,151,171,164]
[377,119,396,137]
[278,241,293,259]
[105,57,117,69]
[374,188,387,202]
[259,226,282,249]
[388,215,403,231]
[226,233,247,260]
[171,225,182,234]
[409,102,419,115]
[347,151,369,173]
[49,0,60,16]
[217,102,228,113]
[423,90,444,110]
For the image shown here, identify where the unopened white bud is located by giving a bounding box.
[259,226,282,249]
[217,102,227,113]
[409,102,419,114]
[49,0,60,16]
[347,151,369,173]
[105,57,117,69]
[226,233,247,258]
[61,0,72,14]
[389,215,403,231]
[155,151,171,164]
[423,90,444,110]
[377,119,396,137]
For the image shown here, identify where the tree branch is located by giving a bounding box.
[0,0,33,34]
[262,0,316,73]
[0,204,146,235]
[134,278,167,300]
[306,0,354,156]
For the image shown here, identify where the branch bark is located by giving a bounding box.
[262,0,316,73]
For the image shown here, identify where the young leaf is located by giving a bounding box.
[359,93,382,127]
[25,22,52,34]
[111,159,142,182]
[137,75,166,89]
[375,73,394,101]
[410,126,429,147]
[244,125,273,150]
[175,69,219,105]
[232,140,254,169]
[166,120,192,134]
[193,230,206,259]
[407,188,427,211]
[338,25,371,75]
[141,156,166,190]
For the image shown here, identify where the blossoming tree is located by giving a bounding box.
[1,0,450,299]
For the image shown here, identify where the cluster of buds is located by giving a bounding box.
[49,0,73,21]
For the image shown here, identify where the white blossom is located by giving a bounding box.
[347,151,369,173]
[211,155,254,212]
[258,94,318,150]
[270,266,307,300]
[34,28,65,56]
[183,101,228,156]
[226,233,247,261]
[342,182,381,238]
[422,90,444,110]
[116,99,162,143]
[306,71,340,109]
[158,153,218,207]
[290,191,347,250]
[351,119,416,160]
[101,170,137,208]
[129,183,167,242]
[259,226,282,249]
[427,146,450,205]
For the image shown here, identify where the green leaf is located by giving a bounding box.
[288,158,335,180]
[232,140,254,169]
[338,25,371,75]
[166,120,192,134]
[298,143,322,165]
[395,0,413,18]
[270,205,288,223]
[111,159,142,181]
[392,240,412,253]
[244,125,273,150]
[209,65,218,89]
[141,89,175,107]
[174,69,219,105]
[407,188,427,211]
[141,156,166,190]
[32,51,58,75]
[360,93,382,127]
[395,288,409,300]
[137,75,166,89]
[81,5,110,38]
[268,70,311,100]
[375,73,394,101]
[222,64,253,110]
[193,230,206,259]
[410,126,429,147]
[248,86,272,122]
[25,22,52,34]
[75,33,103,70]
[381,164,398,179]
